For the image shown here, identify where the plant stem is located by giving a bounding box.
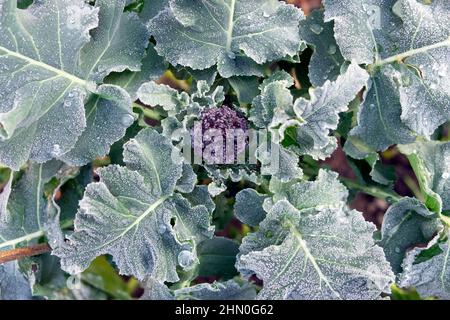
[0,243,51,264]
[374,38,450,67]
[341,178,402,202]
[0,230,45,250]
[0,220,75,263]
[132,103,163,121]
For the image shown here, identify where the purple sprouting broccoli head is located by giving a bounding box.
[192,105,249,165]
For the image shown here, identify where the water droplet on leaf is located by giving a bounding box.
[310,24,323,35]
[178,250,195,269]
[327,45,337,55]
[227,51,236,60]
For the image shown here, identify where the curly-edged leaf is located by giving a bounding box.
[283,63,368,158]
[106,44,167,101]
[182,186,216,215]
[299,9,345,86]
[137,81,190,116]
[249,70,293,129]
[379,197,442,275]
[176,164,197,194]
[197,237,239,279]
[346,65,416,154]
[399,141,450,214]
[234,189,268,227]
[258,143,303,183]
[0,0,146,169]
[272,169,349,209]
[79,0,150,83]
[149,0,304,78]
[56,129,214,281]
[0,161,75,251]
[0,262,32,300]
[399,233,450,299]
[238,200,394,300]
[141,277,174,300]
[174,280,257,300]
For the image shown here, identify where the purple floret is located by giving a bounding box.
[194,105,249,164]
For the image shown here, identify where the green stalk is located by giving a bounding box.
[341,178,402,202]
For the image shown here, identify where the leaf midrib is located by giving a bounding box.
[0,45,87,87]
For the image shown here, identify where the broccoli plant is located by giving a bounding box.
[0,0,450,301]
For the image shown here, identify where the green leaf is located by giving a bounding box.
[238,170,394,300]
[106,44,167,101]
[55,129,214,281]
[149,0,304,78]
[347,65,416,153]
[299,9,345,86]
[173,280,257,300]
[234,189,267,227]
[197,237,239,279]
[325,0,450,141]
[228,76,260,104]
[400,233,450,299]
[399,141,450,213]
[0,0,149,169]
[379,197,441,275]
[78,0,150,83]
[0,262,32,300]
[284,63,368,158]
[0,161,76,251]
[238,200,394,300]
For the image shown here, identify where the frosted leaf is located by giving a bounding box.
[325,0,450,142]
[79,0,150,83]
[347,65,416,153]
[237,200,394,300]
[142,279,256,300]
[299,10,345,86]
[106,44,167,101]
[379,197,442,275]
[141,278,174,300]
[149,0,305,77]
[272,170,348,209]
[234,189,268,227]
[173,280,257,300]
[323,0,399,64]
[258,143,303,183]
[393,1,450,137]
[249,76,294,129]
[60,85,134,166]
[399,233,450,299]
[55,129,214,281]
[140,0,168,27]
[0,161,73,251]
[182,186,216,215]
[399,141,450,213]
[0,262,32,300]
[286,63,368,157]
[175,164,197,193]
[251,64,367,160]
[137,82,190,116]
[0,0,143,169]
